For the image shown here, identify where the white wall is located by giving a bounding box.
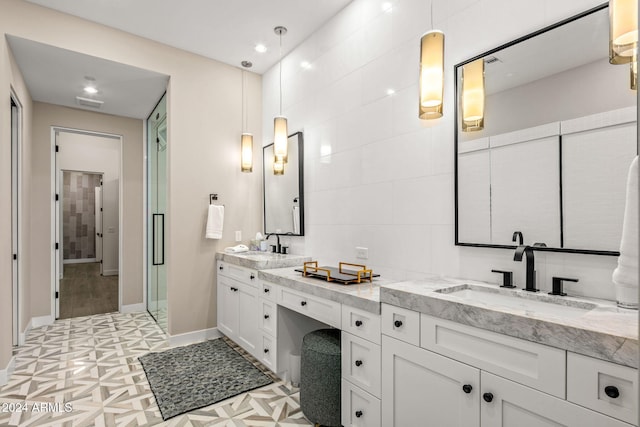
[262,0,624,300]
[57,132,120,275]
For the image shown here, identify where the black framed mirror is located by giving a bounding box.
[263,131,304,235]
[454,3,637,256]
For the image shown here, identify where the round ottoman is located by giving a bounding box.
[300,328,341,426]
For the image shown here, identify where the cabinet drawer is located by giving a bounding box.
[217,261,258,288]
[260,281,278,302]
[342,305,381,345]
[342,332,381,398]
[277,287,341,328]
[567,352,638,425]
[257,334,277,372]
[381,304,420,346]
[260,299,277,337]
[420,314,566,398]
[342,380,381,427]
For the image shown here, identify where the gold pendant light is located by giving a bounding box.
[273,26,289,167]
[240,70,253,172]
[273,158,285,175]
[609,0,638,65]
[461,59,485,131]
[418,2,444,120]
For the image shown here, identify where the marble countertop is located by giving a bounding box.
[215,251,311,270]
[259,267,388,314]
[381,278,639,368]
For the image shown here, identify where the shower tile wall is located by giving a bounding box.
[63,171,101,260]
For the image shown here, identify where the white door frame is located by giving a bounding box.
[11,90,22,346]
[51,127,123,319]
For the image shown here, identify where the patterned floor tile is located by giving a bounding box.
[0,312,313,427]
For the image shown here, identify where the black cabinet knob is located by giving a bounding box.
[604,386,620,399]
[355,410,363,418]
[394,320,403,328]
[264,288,270,293]
[264,348,269,354]
[355,360,363,367]
[250,273,255,280]
[230,287,238,292]
[219,265,223,270]
[462,384,473,394]
[301,301,307,306]
[264,314,270,319]
[483,393,494,403]
[355,320,363,327]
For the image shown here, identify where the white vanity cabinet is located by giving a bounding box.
[217,261,260,356]
[381,303,637,427]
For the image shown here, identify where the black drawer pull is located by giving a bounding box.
[355,360,363,367]
[605,386,620,399]
[264,314,270,319]
[230,287,238,292]
[355,320,363,327]
[301,301,307,306]
[355,410,363,418]
[264,348,269,354]
[483,393,494,403]
[219,265,223,270]
[394,320,403,328]
[462,384,472,394]
[250,273,255,280]
[264,288,270,293]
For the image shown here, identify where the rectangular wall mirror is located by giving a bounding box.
[454,3,637,255]
[263,131,304,235]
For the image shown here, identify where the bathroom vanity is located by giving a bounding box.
[216,252,638,427]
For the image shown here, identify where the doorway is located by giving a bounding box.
[54,129,122,319]
[11,94,21,346]
[147,94,168,332]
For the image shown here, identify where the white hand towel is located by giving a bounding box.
[292,206,300,235]
[612,156,638,307]
[205,205,224,239]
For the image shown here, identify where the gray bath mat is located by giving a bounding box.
[139,338,273,420]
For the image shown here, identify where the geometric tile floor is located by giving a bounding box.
[0,312,313,426]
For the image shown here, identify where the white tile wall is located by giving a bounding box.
[263,0,621,301]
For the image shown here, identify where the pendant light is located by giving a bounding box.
[632,52,638,90]
[273,26,288,165]
[240,70,253,172]
[461,59,485,131]
[273,158,285,175]
[419,2,444,120]
[609,0,638,65]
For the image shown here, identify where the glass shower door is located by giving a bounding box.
[147,94,167,332]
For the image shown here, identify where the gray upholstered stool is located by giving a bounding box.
[300,328,341,427]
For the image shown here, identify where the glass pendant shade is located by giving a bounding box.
[461,59,485,132]
[273,158,285,175]
[240,133,253,172]
[419,30,445,119]
[632,56,638,90]
[609,0,638,64]
[274,116,288,163]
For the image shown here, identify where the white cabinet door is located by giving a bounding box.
[381,335,480,427]
[481,372,632,427]
[217,276,239,339]
[237,282,259,355]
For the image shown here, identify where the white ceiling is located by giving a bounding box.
[10,0,352,119]
[24,0,353,74]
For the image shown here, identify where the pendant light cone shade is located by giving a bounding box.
[609,0,638,64]
[462,59,485,132]
[274,116,288,163]
[273,158,285,175]
[241,133,253,172]
[419,30,444,119]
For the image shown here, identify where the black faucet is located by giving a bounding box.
[513,242,546,292]
[265,233,281,254]
[512,231,523,245]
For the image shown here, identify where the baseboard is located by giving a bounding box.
[169,327,221,347]
[31,315,55,328]
[0,356,16,387]
[102,269,118,276]
[120,303,145,313]
[19,318,33,346]
[63,258,97,264]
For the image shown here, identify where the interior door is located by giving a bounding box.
[95,182,103,273]
[11,96,19,346]
[147,94,167,332]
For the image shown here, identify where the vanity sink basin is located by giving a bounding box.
[434,284,597,319]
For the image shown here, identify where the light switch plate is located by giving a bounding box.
[235,231,242,242]
[356,247,368,259]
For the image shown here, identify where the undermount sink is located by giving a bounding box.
[434,284,597,319]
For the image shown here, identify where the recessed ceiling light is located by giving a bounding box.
[386,88,395,96]
[382,2,393,13]
[83,86,98,94]
[241,60,253,68]
[300,61,312,69]
[255,44,267,53]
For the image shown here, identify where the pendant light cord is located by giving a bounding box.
[430,1,433,29]
[279,31,283,115]
[241,70,245,132]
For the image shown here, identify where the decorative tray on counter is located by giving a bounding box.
[294,261,379,285]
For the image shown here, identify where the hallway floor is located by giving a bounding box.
[58,263,118,319]
[0,312,310,426]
